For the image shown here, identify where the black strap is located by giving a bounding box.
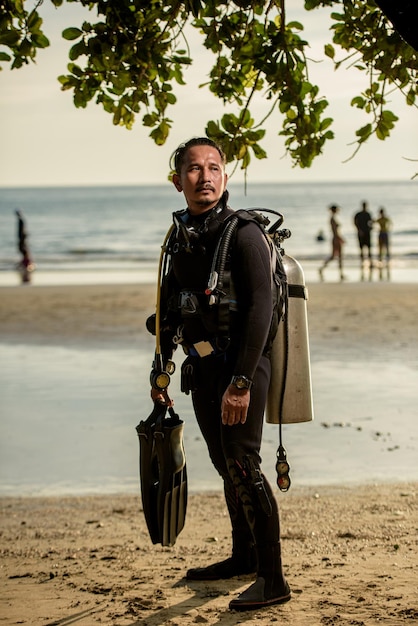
[288,284,307,300]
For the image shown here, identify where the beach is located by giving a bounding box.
[1,281,417,360]
[1,280,417,624]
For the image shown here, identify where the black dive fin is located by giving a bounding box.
[136,402,165,545]
[136,404,188,546]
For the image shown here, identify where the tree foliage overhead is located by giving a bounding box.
[1,0,417,174]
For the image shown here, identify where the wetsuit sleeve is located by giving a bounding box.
[230,222,273,381]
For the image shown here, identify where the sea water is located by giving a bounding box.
[0,181,417,284]
[0,343,417,496]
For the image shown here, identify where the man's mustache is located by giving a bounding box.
[196,184,215,192]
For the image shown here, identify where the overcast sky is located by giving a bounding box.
[1,1,417,187]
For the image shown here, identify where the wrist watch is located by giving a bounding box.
[231,375,253,390]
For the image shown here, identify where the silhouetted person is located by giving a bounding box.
[375,207,392,280]
[354,201,373,271]
[15,209,34,284]
[318,205,345,282]
[16,209,27,255]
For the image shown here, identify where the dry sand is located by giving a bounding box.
[1,486,417,625]
[0,281,417,625]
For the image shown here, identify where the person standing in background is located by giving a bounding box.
[354,201,373,278]
[318,204,345,282]
[15,209,34,284]
[375,207,392,280]
[16,209,27,255]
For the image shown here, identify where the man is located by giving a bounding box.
[354,201,373,267]
[150,137,291,611]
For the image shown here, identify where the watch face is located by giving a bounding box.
[233,376,250,389]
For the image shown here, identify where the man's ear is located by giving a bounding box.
[172,174,182,192]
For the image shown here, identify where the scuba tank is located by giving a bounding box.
[266,253,314,424]
[203,207,314,427]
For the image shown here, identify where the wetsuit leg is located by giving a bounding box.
[188,353,290,607]
[186,353,259,580]
[188,353,288,598]
[186,477,257,580]
[190,352,268,478]
[226,440,290,610]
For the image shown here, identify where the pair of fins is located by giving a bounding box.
[136,402,188,547]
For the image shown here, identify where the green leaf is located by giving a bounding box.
[0,30,21,46]
[62,27,83,41]
[221,113,237,134]
[287,21,304,31]
[32,33,50,48]
[381,110,398,123]
[324,44,335,59]
[252,143,267,159]
[69,41,86,60]
[351,96,365,109]
[320,117,333,131]
[406,89,415,106]
[27,12,42,31]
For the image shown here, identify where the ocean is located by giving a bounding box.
[0,180,417,285]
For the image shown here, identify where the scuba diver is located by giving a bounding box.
[147,137,291,611]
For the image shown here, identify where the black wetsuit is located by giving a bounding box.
[161,198,282,572]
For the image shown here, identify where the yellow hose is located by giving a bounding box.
[155,224,175,358]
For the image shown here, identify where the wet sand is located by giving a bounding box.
[1,281,417,361]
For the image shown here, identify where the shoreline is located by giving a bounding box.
[0,254,417,288]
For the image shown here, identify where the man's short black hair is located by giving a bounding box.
[171,137,226,175]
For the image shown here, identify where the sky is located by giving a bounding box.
[1,1,417,187]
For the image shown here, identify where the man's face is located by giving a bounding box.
[172,145,228,215]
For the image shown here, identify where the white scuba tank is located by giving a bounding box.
[266,253,314,424]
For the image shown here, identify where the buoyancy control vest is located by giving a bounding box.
[164,197,236,352]
[163,204,287,357]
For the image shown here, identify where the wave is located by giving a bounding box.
[395,229,418,236]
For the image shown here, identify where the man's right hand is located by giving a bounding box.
[151,387,174,407]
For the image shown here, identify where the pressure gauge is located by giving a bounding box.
[276,455,291,492]
[154,371,170,390]
[166,360,176,375]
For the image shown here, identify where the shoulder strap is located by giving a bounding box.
[207,208,289,348]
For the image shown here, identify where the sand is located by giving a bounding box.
[1,486,417,625]
[1,281,417,625]
[0,282,417,360]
